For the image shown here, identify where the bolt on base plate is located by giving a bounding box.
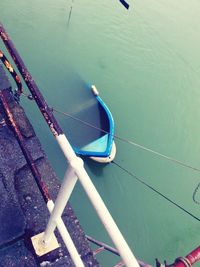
[31,232,60,256]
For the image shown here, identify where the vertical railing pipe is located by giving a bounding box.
[44,165,78,242]
[47,200,84,267]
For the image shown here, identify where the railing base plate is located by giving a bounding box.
[31,232,60,256]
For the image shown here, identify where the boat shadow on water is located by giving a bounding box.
[84,157,110,177]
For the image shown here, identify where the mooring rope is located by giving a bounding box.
[51,107,200,173]
[18,94,200,173]
[21,94,200,206]
[112,161,200,222]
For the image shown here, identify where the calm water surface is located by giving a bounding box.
[1,1,200,265]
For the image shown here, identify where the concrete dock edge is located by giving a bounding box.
[0,64,100,267]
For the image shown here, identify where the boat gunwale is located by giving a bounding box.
[74,91,115,158]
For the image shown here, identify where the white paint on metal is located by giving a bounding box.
[31,232,59,257]
[52,134,140,267]
[91,84,99,96]
[74,159,139,267]
[46,200,84,267]
[55,134,77,163]
[44,167,78,242]
[56,216,84,267]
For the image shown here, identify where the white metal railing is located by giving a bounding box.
[0,21,140,267]
[40,134,140,267]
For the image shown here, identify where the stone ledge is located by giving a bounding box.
[0,64,100,266]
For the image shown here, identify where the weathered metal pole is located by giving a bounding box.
[173,246,200,267]
[44,165,78,242]
[0,50,23,97]
[0,89,51,203]
[86,235,153,267]
[0,22,140,267]
[0,23,63,138]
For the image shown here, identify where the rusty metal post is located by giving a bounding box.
[0,23,63,138]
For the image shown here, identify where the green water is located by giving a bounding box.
[1,1,200,266]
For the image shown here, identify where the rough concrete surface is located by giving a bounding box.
[0,65,100,266]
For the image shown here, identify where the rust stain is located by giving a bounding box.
[0,23,63,137]
[0,49,23,95]
[0,90,51,203]
[0,32,9,41]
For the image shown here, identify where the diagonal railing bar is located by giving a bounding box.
[86,235,152,267]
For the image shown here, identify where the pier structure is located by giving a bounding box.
[0,64,100,266]
[0,20,141,267]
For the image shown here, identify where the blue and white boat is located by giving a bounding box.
[73,85,116,163]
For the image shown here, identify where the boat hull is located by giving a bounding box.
[74,85,116,163]
[90,141,116,163]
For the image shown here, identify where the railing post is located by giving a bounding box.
[55,135,140,267]
[43,164,85,267]
[46,201,84,267]
[44,165,78,242]
[77,168,139,267]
